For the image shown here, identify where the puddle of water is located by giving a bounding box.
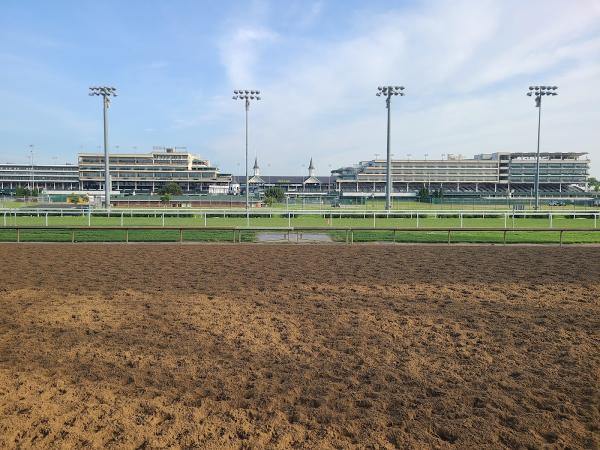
[256,232,332,243]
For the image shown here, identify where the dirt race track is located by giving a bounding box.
[0,244,599,449]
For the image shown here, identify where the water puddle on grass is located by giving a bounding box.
[256,232,332,243]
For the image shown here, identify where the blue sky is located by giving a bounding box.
[1,0,599,175]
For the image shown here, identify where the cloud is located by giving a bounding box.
[218,26,278,86]
[203,0,600,176]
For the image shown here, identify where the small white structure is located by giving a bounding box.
[248,157,264,184]
[303,157,321,186]
[229,183,241,195]
[208,184,229,195]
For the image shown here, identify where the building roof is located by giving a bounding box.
[303,176,321,184]
[248,175,264,184]
[508,152,588,159]
[232,175,331,184]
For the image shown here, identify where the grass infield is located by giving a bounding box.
[0,213,598,243]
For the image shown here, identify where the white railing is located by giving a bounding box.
[0,207,598,229]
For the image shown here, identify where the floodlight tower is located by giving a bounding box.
[29,145,35,191]
[232,90,261,223]
[89,86,117,208]
[526,85,558,210]
[376,86,405,211]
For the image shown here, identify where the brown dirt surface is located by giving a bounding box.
[0,244,599,449]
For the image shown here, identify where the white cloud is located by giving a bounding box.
[203,0,600,176]
[218,27,279,86]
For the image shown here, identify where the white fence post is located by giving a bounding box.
[416,212,419,228]
[45,212,48,227]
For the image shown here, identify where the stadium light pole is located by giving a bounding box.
[526,85,558,210]
[233,90,261,224]
[377,86,405,211]
[29,144,35,192]
[89,86,117,208]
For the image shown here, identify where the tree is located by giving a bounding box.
[67,193,89,204]
[159,182,182,196]
[15,186,31,197]
[264,186,285,204]
[417,187,430,202]
[67,193,80,204]
[160,194,172,205]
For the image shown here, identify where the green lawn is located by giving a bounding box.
[0,212,598,243]
[329,230,600,244]
[0,212,597,228]
[0,200,38,208]
[266,199,599,211]
[0,228,253,243]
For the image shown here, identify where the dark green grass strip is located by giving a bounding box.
[0,229,256,243]
[0,228,598,244]
[329,230,600,244]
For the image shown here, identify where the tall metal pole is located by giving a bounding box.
[29,145,34,192]
[245,98,249,224]
[527,85,557,210]
[534,97,542,210]
[377,86,404,212]
[103,96,110,209]
[89,86,117,208]
[385,93,392,211]
[232,90,260,223]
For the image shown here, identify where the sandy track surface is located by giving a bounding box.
[0,244,599,449]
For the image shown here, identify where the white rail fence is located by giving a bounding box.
[0,207,599,229]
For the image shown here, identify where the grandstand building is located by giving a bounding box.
[333,152,590,196]
[0,150,591,199]
[78,147,231,194]
[233,157,335,195]
[0,163,79,192]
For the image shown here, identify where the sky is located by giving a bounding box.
[0,0,599,176]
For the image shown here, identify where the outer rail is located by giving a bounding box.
[1,225,600,245]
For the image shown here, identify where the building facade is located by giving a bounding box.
[333,152,590,195]
[0,163,79,191]
[0,150,591,198]
[233,157,335,194]
[78,147,231,193]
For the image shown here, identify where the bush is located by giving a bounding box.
[159,182,183,196]
[264,186,285,204]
